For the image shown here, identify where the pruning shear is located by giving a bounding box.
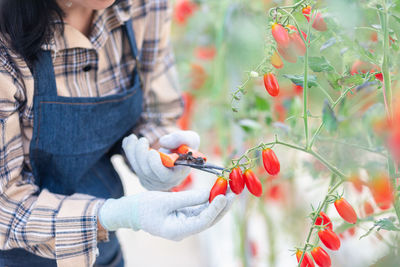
[157,145,225,176]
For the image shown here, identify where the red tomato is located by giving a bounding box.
[369,173,394,210]
[174,0,197,25]
[229,167,245,194]
[270,51,284,69]
[363,201,374,217]
[177,92,194,130]
[195,45,216,60]
[171,174,193,192]
[294,84,304,95]
[375,72,383,82]
[266,184,284,201]
[277,44,298,63]
[263,73,280,97]
[287,25,306,56]
[243,169,263,197]
[312,13,327,32]
[209,177,228,203]
[296,250,315,267]
[334,198,357,224]
[311,247,331,267]
[262,148,280,175]
[318,229,341,251]
[303,6,327,31]
[315,211,333,230]
[349,174,364,193]
[370,31,378,42]
[190,63,207,89]
[302,6,311,22]
[271,23,290,48]
[249,240,258,257]
[274,101,286,122]
[347,227,356,236]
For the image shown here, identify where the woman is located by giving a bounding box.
[0,0,234,266]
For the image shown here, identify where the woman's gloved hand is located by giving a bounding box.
[122,131,200,191]
[98,189,235,241]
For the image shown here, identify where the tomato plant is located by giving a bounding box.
[171,0,400,265]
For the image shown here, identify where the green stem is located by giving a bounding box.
[277,8,311,149]
[381,0,392,118]
[316,83,334,104]
[304,45,310,149]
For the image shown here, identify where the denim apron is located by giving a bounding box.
[0,19,142,267]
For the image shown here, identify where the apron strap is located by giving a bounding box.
[32,50,58,97]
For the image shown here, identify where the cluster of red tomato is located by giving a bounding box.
[264,6,327,98]
[209,148,280,202]
[297,198,357,267]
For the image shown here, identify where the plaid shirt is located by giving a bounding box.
[0,0,182,266]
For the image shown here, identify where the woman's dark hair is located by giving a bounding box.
[0,0,64,68]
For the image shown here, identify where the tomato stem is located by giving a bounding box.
[381,0,392,119]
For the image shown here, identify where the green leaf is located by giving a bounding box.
[309,57,335,72]
[238,119,261,133]
[338,74,364,87]
[375,218,400,231]
[283,74,318,88]
[255,95,270,111]
[322,100,338,132]
[325,72,341,90]
[360,217,400,240]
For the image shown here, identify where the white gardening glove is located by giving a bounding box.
[98,189,233,241]
[122,131,200,191]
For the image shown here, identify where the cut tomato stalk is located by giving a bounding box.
[334,197,358,224]
[209,177,228,203]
